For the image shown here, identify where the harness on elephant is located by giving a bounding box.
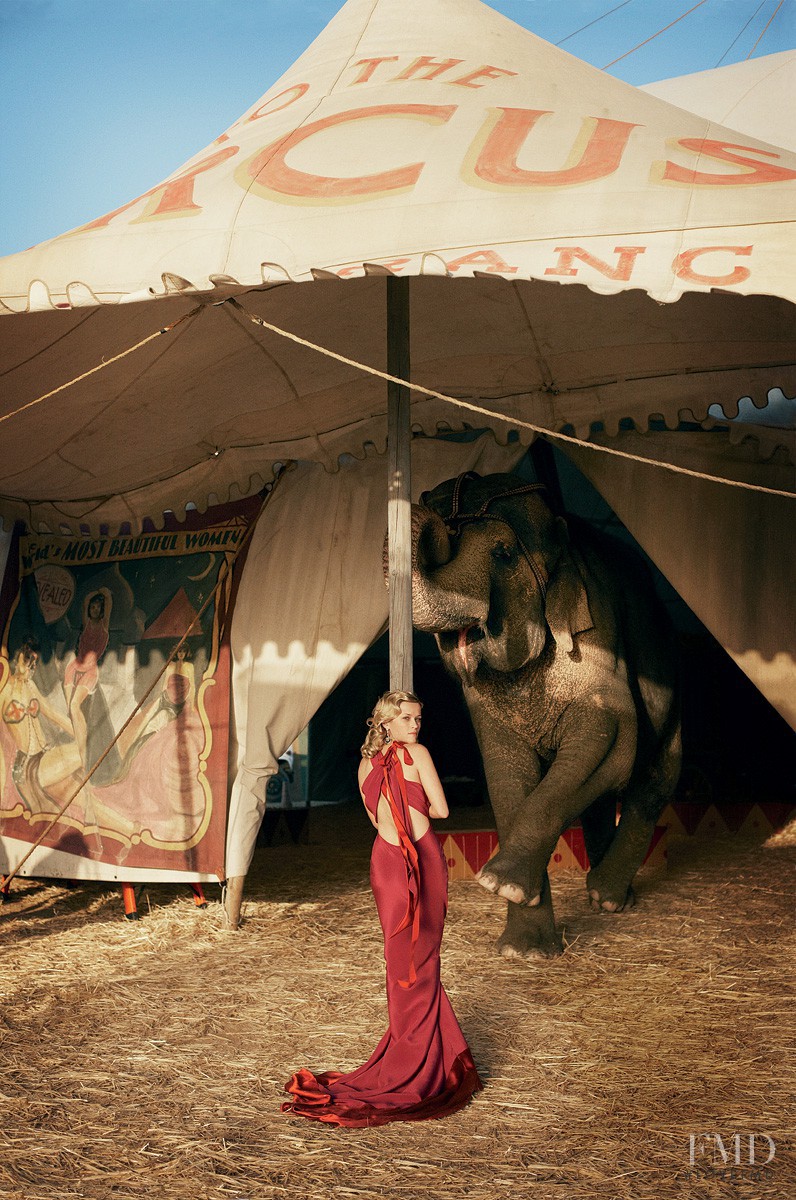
[421,471,551,599]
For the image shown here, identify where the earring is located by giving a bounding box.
[384,727,391,743]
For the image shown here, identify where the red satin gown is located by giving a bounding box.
[282,743,482,1127]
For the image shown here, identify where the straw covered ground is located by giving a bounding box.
[1,803,793,1200]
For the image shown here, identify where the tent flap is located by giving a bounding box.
[562,431,796,730]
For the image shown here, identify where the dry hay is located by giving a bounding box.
[1,802,794,1200]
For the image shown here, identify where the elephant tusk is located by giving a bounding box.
[457,625,485,677]
[457,628,471,677]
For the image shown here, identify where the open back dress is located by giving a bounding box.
[282,742,482,1126]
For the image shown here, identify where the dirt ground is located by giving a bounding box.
[1,803,793,1200]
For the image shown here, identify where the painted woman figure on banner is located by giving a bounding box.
[283,691,482,1127]
[1,638,80,814]
[0,637,134,839]
[62,589,112,767]
[108,641,208,845]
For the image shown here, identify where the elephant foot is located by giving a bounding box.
[498,893,562,960]
[497,925,562,960]
[586,869,636,913]
[476,849,541,906]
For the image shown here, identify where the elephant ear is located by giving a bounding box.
[544,528,594,655]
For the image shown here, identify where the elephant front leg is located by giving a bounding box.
[470,716,542,908]
[479,710,623,907]
[496,873,562,960]
[465,708,558,953]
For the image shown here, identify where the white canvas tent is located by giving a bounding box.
[641,50,796,153]
[0,0,793,881]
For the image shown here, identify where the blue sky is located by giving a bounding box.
[1,0,794,256]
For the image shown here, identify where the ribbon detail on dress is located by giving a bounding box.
[379,743,421,989]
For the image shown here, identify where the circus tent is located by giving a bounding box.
[0,0,793,881]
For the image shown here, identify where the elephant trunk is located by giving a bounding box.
[410,504,489,633]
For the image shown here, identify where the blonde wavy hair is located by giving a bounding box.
[361,690,423,758]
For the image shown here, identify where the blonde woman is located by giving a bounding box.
[283,690,482,1126]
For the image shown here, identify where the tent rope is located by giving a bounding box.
[0,468,291,887]
[745,0,786,59]
[602,0,709,70]
[1,296,792,499]
[556,1,635,48]
[0,305,203,427]
[716,0,767,67]
[225,299,796,500]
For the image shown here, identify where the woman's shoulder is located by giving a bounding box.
[358,755,376,783]
[409,742,434,767]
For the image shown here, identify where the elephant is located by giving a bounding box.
[411,470,681,960]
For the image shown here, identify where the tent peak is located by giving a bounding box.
[1,0,795,309]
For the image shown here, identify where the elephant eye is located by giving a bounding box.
[492,543,514,564]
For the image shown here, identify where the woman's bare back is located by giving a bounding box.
[359,758,431,845]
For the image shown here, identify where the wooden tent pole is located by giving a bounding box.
[386,276,413,693]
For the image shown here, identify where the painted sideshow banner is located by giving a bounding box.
[0,520,245,882]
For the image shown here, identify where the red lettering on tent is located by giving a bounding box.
[471,110,637,187]
[446,250,517,274]
[545,246,646,280]
[244,84,310,122]
[350,57,400,84]
[393,57,464,81]
[672,246,752,286]
[75,147,240,231]
[450,65,518,88]
[242,105,456,200]
[661,140,796,186]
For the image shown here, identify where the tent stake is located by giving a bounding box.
[387,276,413,693]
